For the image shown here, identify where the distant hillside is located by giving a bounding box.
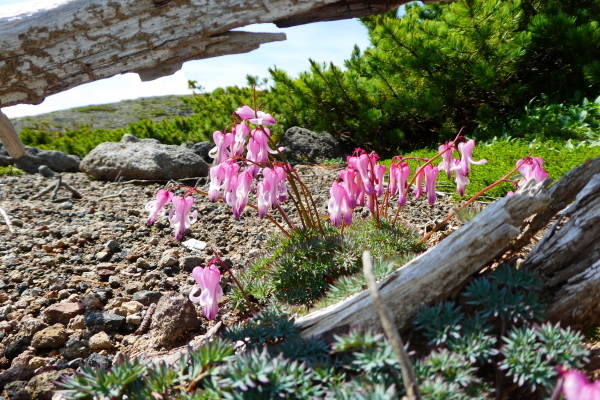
[11,95,195,133]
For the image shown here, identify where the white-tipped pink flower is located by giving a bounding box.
[413,166,426,200]
[373,164,387,197]
[168,195,197,240]
[438,142,457,179]
[453,159,470,196]
[457,139,487,176]
[424,164,440,205]
[208,131,233,164]
[208,164,225,202]
[339,168,358,209]
[189,265,223,320]
[517,156,548,186]
[145,189,173,225]
[235,105,276,126]
[397,162,411,206]
[559,368,600,400]
[231,123,250,158]
[246,128,277,178]
[328,182,353,227]
[233,170,253,219]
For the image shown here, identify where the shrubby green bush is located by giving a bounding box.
[398,139,600,197]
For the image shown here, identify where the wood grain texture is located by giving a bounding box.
[0,0,410,108]
[0,110,26,157]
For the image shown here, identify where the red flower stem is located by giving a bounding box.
[416,160,529,246]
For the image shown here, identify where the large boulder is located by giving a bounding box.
[278,127,354,164]
[186,141,214,164]
[80,134,209,180]
[0,142,80,174]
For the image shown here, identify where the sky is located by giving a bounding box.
[0,0,372,119]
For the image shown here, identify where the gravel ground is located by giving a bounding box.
[0,166,461,399]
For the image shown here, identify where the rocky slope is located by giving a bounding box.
[10,95,194,134]
[0,166,458,399]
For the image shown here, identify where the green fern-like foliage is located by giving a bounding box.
[56,264,591,399]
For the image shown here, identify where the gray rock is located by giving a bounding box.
[0,143,80,174]
[16,318,48,340]
[186,141,214,164]
[132,290,163,306]
[86,353,112,370]
[62,337,91,360]
[4,338,30,360]
[149,292,200,348]
[37,165,55,178]
[84,312,125,332]
[80,134,209,180]
[278,127,354,164]
[26,370,62,400]
[3,380,30,400]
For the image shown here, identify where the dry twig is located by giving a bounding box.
[362,251,421,399]
[0,205,15,233]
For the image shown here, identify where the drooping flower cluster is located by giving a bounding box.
[189,259,223,320]
[145,189,198,240]
[207,106,288,219]
[327,139,487,227]
[517,156,549,186]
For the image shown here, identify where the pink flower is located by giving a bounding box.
[453,159,470,196]
[328,182,353,227]
[189,265,223,320]
[517,156,548,186]
[235,105,276,125]
[145,189,173,225]
[348,153,375,196]
[339,168,358,209]
[168,196,197,240]
[246,128,277,178]
[438,142,457,179]
[413,166,425,200]
[274,165,288,202]
[233,170,253,219]
[231,123,250,158]
[208,131,233,164]
[559,368,600,400]
[208,164,225,202]
[396,162,411,206]
[424,164,439,205]
[457,139,487,176]
[373,164,387,197]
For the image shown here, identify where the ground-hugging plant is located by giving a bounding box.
[228,219,425,309]
[56,265,592,399]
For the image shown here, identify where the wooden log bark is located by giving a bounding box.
[522,172,600,328]
[0,110,25,158]
[0,0,411,109]
[296,185,551,341]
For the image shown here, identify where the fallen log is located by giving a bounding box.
[522,172,600,328]
[296,183,551,341]
[295,156,600,340]
[0,0,416,157]
[0,0,410,109]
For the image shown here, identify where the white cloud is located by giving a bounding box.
[2,18,370,119]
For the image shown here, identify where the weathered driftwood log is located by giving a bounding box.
[522,172,600,328]
[0,0,414,157]
[0,0,410,109]
[296,185,551,340]
[0,110,25,158]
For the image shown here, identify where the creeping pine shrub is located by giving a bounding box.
[57,265,590,400]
